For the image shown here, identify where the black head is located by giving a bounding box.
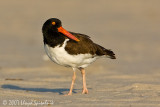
[42,18,80,42]
[42,18,62,33]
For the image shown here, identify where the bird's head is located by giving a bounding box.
[42,18,80,42]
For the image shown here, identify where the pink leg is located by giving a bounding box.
[67,71,76,95]
[79,68,88,94]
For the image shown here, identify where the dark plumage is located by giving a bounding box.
[42,18,116,95]
[65,32,116,59]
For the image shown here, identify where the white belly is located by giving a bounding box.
[44,39,97,68]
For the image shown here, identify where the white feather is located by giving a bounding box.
[44,39,97,68]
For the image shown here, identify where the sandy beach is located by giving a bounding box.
[0,0,160,106]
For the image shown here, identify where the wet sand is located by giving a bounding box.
[0,0,160,106]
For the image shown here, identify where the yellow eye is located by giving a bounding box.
[52,22,56,25]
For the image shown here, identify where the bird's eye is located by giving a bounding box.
[52,22,56,25]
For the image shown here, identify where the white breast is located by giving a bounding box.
[44,39,97,68]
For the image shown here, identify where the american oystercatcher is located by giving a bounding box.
[42,18,116,95]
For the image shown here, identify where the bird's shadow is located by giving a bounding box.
[1,84,78,95]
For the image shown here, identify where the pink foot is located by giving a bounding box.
[64,92,72,96]
[82,88,88,94]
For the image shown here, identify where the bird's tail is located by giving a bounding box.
[104,49,116,59]
[95,44,116,59]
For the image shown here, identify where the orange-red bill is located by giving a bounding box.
[58,26,80,42]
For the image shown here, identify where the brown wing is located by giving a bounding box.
[69,32,90,39]
[65,32,116,59]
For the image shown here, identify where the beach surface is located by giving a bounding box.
[0,0,160,106]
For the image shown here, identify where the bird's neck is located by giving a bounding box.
[43,30,65,48]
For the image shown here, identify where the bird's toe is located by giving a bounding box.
[82,88,88,94]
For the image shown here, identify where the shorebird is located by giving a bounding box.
[42,18,116,95]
